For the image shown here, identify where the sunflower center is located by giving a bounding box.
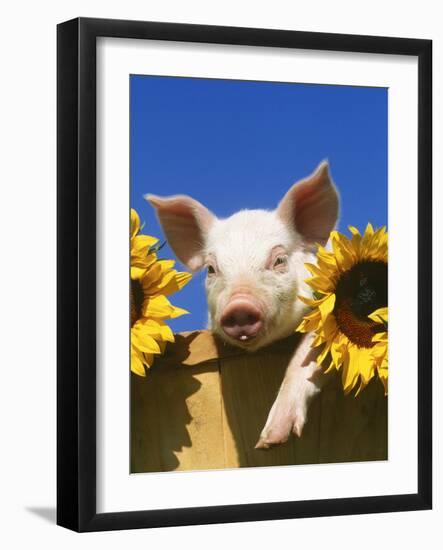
[130,279,144,327]
[334,261,387,348]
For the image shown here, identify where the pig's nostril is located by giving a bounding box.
[223,315,235,328]
[227,313,257,327]
[224,311,259,327]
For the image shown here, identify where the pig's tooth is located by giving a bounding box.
[240,335,248,341]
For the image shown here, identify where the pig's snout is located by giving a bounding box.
[220,295,264,342]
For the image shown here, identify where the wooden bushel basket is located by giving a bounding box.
[131,330,387,472]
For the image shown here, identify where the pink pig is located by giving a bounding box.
[146,161,339,448]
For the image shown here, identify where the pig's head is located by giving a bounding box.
[146,161,339,351]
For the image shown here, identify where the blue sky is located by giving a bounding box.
[130,75,387,332]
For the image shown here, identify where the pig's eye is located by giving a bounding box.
[207,264,216,276]
[273,255,288,272]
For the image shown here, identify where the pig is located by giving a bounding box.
[146,161,339,448]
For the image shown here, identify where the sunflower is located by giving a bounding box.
[130,209,192,376]
[297,224,388,395]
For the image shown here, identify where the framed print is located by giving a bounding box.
[57,17,432,532]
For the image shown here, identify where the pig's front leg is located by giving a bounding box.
[255,333,326,449]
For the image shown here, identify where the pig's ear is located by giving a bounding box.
[145,194,215,271]
[277,161,339,245]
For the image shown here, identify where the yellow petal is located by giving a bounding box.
[368,307,388,324]
[131,266,148,280]
[316,245,338,269]
[324,359,337,374]
[312,333,326,347]
[331,232,355,271]
[304,275,334,293]
[359,223,375,257]
[131,344,146,376]
[141,294,174,319]
[170,305,189,318]
[372,332,387,344]
[377,359,388,395]
[174,271,193,290]
[157,259,176,270]
[348,225,361,236]
[131,209,140,239]
[156,271,192,297]
[131,329,162,354]
[316,342,331,365]
[298,293,330,307]
[131,250,157,277]
[132,234,158,257]
[347,227,361,256]
[341,344,363,393]
[345,345,376,395]
[305,262,331,279]
[318,293,336,321]
[356,346,376,386]
[320,314,338,341]
[331,336,346,369]
[139,318,175,343]
[296,316,320,334]
[141,264,175,292]
[143,353,154,369]
[341,355,359,394]
[302,307,322,321]
[365,222,375,235]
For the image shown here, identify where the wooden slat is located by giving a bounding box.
[131,330,387,472]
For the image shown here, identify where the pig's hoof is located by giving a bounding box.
[255,411,306,450]
[255,435,286,450]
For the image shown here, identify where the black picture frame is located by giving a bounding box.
[57,17,432,532]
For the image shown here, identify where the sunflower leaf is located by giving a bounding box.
[149,241,167,255]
